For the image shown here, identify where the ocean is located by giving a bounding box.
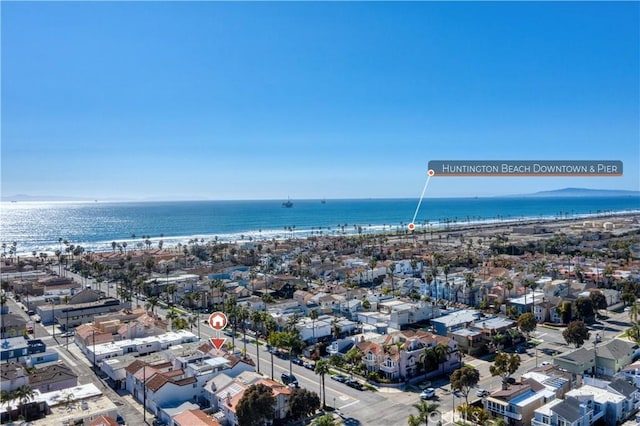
[1,196,638,255]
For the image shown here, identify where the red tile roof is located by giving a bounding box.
[174,409,221,426]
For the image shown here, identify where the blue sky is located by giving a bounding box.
[2,1,638,200]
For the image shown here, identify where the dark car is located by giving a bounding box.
[304,361,315,370]
[292,357,304,366]
[281,372,299,387]
[331,374,348,383]
[515,346,526,354]
[504,377,516,385]
[346,379,364,390]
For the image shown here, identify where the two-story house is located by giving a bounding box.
[0,362,28,392]
[532,396,603,426]
[484,380,556,426]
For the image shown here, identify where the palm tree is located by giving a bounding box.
[433,343,453,375]
[264,316,277,379]
[388,262,396,295]
[492,333,506,352]
[314,359,331,408]
[224,298,239,350]
[1,390,14,420]
[411,401,440,426]
[629,303,640,324]
[13,385,34,420]
[237,307,250,358]
[407,414,422,426]
[504,279,514,305]
[309,309,319,344]
[207,279,217,309]
[250,310,264,373]
[420,346,437,380]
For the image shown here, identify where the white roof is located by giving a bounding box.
[566,384,626,404]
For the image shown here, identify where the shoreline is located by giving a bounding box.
[7,209,640,259]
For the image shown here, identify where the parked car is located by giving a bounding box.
[504,377,516,384]
[331,374,348,383]
[303,362,316,370]
[476,388,489,397]
[515,345,526,354]
[291,357,304,366]
[281,373,299,388]
[346,379,364,391]
[420,388,435,399]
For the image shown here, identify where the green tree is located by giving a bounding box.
[558,301,573,324]
[589,292,608,318]
[407,414,422,426]
[250,310,264,373]
[270,330,304,376]
[420,346,437,379]
[287,388,320,420]
[313,414,338,426]
[573,297,595,323]
[13,385,34,420]
[563,320,591,347]
[236,383,275,426]
[433,343,452,375]
[492,333,506,352]
[517,312,537,341]
[489,352,521,382]
[630,303,640,323]
[410,400,440,426]
[344,347,363,375]
[450,365,480,406]
[314,359,331,408]
[1,390,14,420]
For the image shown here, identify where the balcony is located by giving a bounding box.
[380,363,398,374]
[531,419,548,426]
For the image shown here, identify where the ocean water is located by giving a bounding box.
[1,196,638,255]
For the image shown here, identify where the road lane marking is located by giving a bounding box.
[339,400,359,409]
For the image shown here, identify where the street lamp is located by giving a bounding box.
[451,389,455,423]
[143,363,147,424]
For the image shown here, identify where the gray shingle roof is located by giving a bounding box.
[609,378,636,398]
[597,339,633,360]
[557,347,593,364]
[551,397,582,423]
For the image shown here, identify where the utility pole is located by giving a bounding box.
[66,309,70,350]
[143,364,147,424]
[51,301,55,340]
[92,330,96,372]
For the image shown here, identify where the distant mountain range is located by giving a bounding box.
[1,194,96,202]
[519,188,640,198]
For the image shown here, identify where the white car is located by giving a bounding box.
[476,388,489,397]
[420,388,435,399]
